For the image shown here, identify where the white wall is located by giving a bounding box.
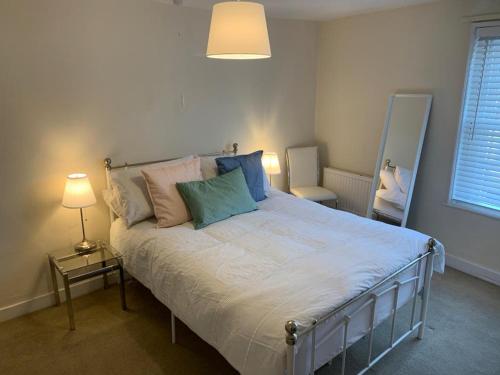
[0,0,318,316]
[315,0,500,277]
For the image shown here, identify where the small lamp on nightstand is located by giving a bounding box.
[62,173,97,253]
[262,152,281,185]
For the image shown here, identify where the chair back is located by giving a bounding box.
[286,146,319,189]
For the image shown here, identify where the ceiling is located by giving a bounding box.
[162,0,439,21]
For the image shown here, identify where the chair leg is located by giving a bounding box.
[171,311,176,344]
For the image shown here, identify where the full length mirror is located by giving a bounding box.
[367,94,432,227]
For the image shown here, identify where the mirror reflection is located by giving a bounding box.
[367,94,432,227]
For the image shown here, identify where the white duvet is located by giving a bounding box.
[110,189,445,375]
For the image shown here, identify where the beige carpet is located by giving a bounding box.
[1,267,499,375]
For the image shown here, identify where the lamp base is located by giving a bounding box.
[74,240,97,254]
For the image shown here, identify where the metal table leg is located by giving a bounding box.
[63,274,75,330]
[119,265,127,310]
[49,257,60,306]
[171,312,176,344]
[102,260,109,289]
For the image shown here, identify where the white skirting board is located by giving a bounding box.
[0,273,119,323]
[446,253,500,286]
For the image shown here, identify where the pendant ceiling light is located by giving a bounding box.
[206,1,271,60]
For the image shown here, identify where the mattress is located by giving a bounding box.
[110,189,445,375]
[373,196,404,221]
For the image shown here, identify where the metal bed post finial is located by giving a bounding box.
[286,320,298,375]
[232,143,239,155]
[427,237,436,253]
[104,158,112,170]
[285,320,298,345]
[384,159,395,171]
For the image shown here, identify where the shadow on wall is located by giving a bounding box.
[317,142,330,185]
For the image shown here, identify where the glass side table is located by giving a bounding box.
[48,241,127,330]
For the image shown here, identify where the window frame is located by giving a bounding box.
[448,20,500,220]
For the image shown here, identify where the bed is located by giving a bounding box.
[372,159,408,225]
[105,151,445,375]
[373,196,404,223]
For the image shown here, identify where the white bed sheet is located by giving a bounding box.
[110,189,444,375]
[373,196,404,221]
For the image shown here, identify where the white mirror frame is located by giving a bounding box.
[366,93,433,227]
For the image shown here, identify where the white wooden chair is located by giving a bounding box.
[286,146,338,206]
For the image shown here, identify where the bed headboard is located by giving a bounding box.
[103,143,239,222]
[383,158,396,172]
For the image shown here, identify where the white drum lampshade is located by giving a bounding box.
[62,173,96,208]
[62,173,97,253]
[207,1,271,59]
[262,152,281,176]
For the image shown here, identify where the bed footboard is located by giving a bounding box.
[285,238,437,375]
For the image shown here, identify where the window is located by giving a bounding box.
[450,21,500,217]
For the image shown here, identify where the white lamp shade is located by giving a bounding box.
[262,152,281,175]
[207,1,271,59]
[62,173,96,209]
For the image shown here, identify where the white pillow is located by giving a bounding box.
[379,169,400,192]
[106,155,195,227]
[102,188,123,218]
[200,155,219,180]
[376,188,407,210]
[262,171,271,194]
[394,166,412,194]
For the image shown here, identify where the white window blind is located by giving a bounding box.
[451,23,500,214]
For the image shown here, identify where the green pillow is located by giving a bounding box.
[176,167,257,229]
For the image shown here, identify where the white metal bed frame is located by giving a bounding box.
[104,145,437,375]
[104,143,239,345]
[285,239,436,375]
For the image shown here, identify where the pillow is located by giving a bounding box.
[376,188,407,210]
[200,155,219,180]
[394,166,412,194]
[216,150,265,201]
[379,169,400,193]
[107,155,194,227]
[141,158,203,228]
[262,171,271,194]
[176,167,257,230]
[201,154,271,195]
[102,188,124,218]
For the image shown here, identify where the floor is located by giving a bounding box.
[0,267,499,375]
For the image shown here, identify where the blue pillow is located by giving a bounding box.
[216,150,265,202]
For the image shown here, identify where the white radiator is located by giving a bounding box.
[323,167,373,216]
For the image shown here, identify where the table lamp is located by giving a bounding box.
[262,152,281,185]
[62,173,97,253]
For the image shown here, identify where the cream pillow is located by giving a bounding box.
[141,157,203,228]
[107,155,194,227]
